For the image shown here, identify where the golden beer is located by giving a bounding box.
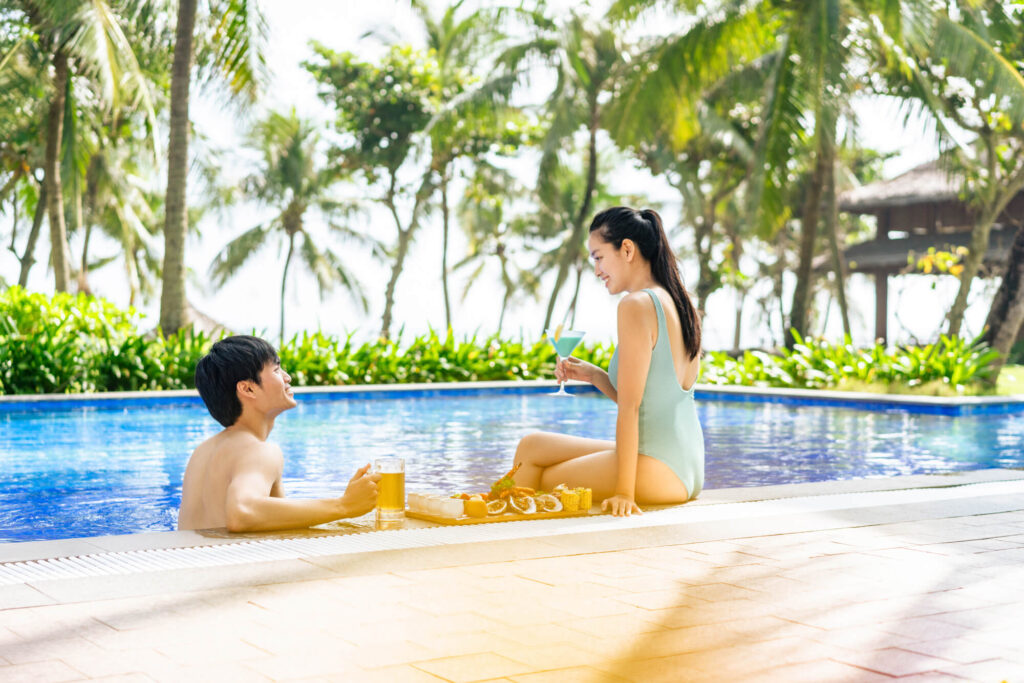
[378,471,405,512]
[373,457,405,529]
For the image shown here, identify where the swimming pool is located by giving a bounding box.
[2,387,1022,542]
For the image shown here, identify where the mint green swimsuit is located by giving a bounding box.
[608,289,704,500]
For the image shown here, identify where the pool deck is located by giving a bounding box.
[2,469,1024,682]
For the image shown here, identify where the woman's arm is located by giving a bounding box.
[603,293,655,516]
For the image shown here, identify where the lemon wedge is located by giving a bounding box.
[553,323,564,342]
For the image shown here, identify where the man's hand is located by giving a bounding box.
[601,494,642,517]
[340,463,381,517]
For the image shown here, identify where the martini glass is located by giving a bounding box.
[546,328,585,396]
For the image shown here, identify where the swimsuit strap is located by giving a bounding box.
[642,288,669,354]
[643,288,694,395]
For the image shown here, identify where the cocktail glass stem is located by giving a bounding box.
[552,354,572,396]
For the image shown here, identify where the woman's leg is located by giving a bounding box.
[512,431,614,489]
[537,450,690,504]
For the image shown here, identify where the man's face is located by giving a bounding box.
[253,360,297,415]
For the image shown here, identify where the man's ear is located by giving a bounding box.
[236,379,257,401]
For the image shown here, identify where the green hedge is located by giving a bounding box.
[0,287,613,394]
[0,287,1001,395]
[701,330,1000,394]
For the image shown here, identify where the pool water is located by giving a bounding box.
[2,393,1022,542]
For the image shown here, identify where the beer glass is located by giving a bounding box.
[373,457,405,529]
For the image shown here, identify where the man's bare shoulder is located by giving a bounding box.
[215,430,283,462]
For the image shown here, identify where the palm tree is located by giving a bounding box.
[610,0,1024,347]
[0,34,48,286]
[2,0,157,293]
[72,4,173,301]
[526,155,629,329]
[455,162,541,335]
[208,110,372,343]
[160,0,267,335]
[493,10,633,330]
[408,0,522,332]
[304,43,444,340]
[79,125,166,305]
[889,2,1024,339]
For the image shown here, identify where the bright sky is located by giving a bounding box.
[2,1,994,347]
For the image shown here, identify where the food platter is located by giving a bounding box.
[404,463,599,525]
[405,507,596,525]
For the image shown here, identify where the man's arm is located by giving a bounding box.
[224,446,379,532]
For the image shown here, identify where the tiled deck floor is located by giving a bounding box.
[2,474,1024,682]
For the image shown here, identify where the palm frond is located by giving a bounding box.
[299,232,369,311]
[196,0,269,102]
[208,222,273,285]
[746,38,806,239]
[930,14,1024,125]
[606,2,774,152]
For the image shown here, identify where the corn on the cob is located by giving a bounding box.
[560,490,580,512]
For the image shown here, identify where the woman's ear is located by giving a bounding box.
[621,238,636,262]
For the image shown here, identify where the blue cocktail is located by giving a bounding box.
[545,328,585,396]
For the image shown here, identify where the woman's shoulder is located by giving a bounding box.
[617,289,656,310]
[616,291,658,328]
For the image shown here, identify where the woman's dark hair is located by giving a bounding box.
[194,335,279,427]
[589,206,702,359]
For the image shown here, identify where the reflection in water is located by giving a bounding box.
[1,394,1022,542]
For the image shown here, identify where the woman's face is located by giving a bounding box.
[588,230,630,295]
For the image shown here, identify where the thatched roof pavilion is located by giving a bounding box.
[837,160,1024,342]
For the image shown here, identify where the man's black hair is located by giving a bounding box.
[194,335,279,427]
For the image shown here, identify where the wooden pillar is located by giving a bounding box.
[875,271,888,343]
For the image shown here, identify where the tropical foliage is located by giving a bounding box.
[2,0,1024,389]
[208,108,371,343]
[0,289,1002,396]
[702,331,1001,393]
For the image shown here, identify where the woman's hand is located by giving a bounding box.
[601,494,643,517]
[555,356,602,385]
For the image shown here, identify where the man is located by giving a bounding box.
[178,335,379,532]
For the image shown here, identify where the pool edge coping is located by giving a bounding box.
[3,468,1023,565]
[2,379,1022,411]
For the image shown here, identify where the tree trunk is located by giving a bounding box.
[497,249,512,336]
[948,150,1024,338]
[947,209,996,339]
[694,207,715,312]
[773,234,787,347]
[982,223,1024,362]
[823,140,850,338]
[786,144,826,348]
[567,264,583,328]
[440,176,452,331]
[159,0,197,335]
[280,233,295,345]
[379,190,412,341]
[497,294,509,336]
[44,49,71,292]
[727,229,744,352]
[984,225,1024,382]
[125,249,141,307]
[543,112,599,331]
[18,183,47,287]
[75,187,92,295]
[380,227,413,340]
[732,292,744,354]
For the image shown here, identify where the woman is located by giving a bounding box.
[512,207,704,516]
